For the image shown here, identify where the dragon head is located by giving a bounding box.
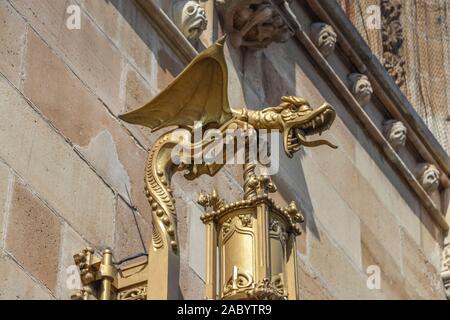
[261,96,337,158]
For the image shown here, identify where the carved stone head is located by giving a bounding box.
[348,73,373,106]
[216,0,293,49]
[173,0,208,42]
[415,163,440,193]
[310,22,337,57]
[383,120,407,150]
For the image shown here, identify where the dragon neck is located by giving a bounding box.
[145,132,180,253]
[236,108,282,130]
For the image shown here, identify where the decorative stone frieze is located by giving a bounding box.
[442,243,450,299]
[215,0,294,49]
[415,163,440,193]
[381,0,406,88]
[310,22,337,58]
[173,0,208,42]
[383,120,407,150]
[348,73,373,106]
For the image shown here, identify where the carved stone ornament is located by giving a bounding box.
[173,0,208,42]
[310,22,337,58]
[215,0,294,49]
[381,0,406,88]
[348,73,373,106]
[383,120,407,150]
[415,163,440,193]
[442,243,450,299]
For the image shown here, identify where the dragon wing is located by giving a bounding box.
[119,37,232,131]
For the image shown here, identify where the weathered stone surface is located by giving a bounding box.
[179,263,205,300]
[360,222,409,299]
[55,224,89,300]
[400,228,446,299]
[124,66,155,114]
[308,219,379,299]
[156,47,184,92]
[354,142,421,245]
[114,197,151,263]
[122,66,156,145]
[297,257,334,300]
[188,201,206,281]
[0,73,115,247]
[0,162,10,251]
[78,131,131,196]
[78,0,153,82]
[77,0,121,43]
[11,0,124,114]
[278,153,362,268]
[22,31,148,220]
[307,132,419,270]
[0,1,26,88]
[419,207,444,271]
[5,181,61,292]
[0,255,53,299]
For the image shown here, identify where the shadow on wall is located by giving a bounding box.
[104,0,184,89]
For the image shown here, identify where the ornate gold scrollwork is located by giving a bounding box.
[223,268,255,298]
[118,286,148,301]
[247,278,287,300]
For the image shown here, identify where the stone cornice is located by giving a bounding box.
[305,0,450,176]
[299,0,449,230]
[134,0,198,64]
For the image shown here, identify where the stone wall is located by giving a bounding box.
[0,0,446,300]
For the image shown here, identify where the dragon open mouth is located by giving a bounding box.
[284,103,337,158]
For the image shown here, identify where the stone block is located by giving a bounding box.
[401,228,446,299]
[188,200,206,281]
[11,0,124,114]
[5,181,61,292]
[360,222,409,299]
[0,1,26,87]
[0,73,115,247]
[291,155,362,268]
[420,207,444,271]
[22,31,148,220]
[0,256,53,299]
[79,0,156,82]
[55,224,89,300]
[297,257,334,300]
[354,141,421,245]
[179,263,205,300]
[0,162,10,250]
[114,197,151,263]
[308,219,380,299]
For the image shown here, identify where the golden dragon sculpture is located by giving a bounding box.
[119,37,337,298]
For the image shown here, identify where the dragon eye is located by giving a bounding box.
[298,104,310,112]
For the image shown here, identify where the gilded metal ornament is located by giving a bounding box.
[72,37,337,300]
